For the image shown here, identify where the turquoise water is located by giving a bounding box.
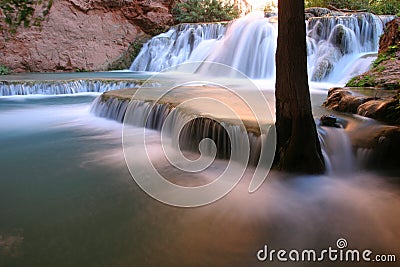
[0,71,154,81]
[0,77,399,266]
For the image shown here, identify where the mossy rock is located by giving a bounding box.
[106,36,150,71]
[346,75,377,87]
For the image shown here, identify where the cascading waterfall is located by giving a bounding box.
[130,12,394,82]
[130,23,226,72]
[195,13,277,79]
[0,80,140,96]
[91,96,262,165]
[90,96,130,122]
[307,13,394,82]
[318,126,355,174]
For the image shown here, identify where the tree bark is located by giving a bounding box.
[274,0,325,173]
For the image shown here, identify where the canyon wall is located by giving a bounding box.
[0,0,177,72]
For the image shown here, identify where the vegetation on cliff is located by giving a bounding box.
[0,0,178,72]
[305,0,400,15]
[0,0,53,33]
[106,37,149,71]
[0,64,11,75]
[172,0,239,23]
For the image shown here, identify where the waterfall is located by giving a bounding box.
[318,127,355,174]
[130,23,226,72]
[90,96,130,122]
[130,12,394,82]
[308,13,394,82]
[195,13,277,79]
[90,96,262,165]
[0,80,140,96]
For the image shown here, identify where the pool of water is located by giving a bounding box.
[0,75,399,267]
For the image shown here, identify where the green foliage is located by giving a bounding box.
[107,37,148,71]
[346,75,376,87]
[304,0,400,15]
[369,0,400,15]
[0,0,53,33]
[375,65,386,72]
[305,0,367,10]
[0,64,11,75]
[372,54,390,68]
[75,68,88,72]
[373,45,397,68]
[172,0,239,23]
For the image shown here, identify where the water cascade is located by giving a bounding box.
[307,13,394,82]
[91,96,262,165]
[130,12,394,82]
[318,126,355,174]
[0,80,140,96]
[130,23,226,72]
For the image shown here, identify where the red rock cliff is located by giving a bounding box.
[0,0,177,72]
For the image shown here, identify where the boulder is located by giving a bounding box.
[357,97,400,125]
[323,87,375,113]
[323,87,400,125]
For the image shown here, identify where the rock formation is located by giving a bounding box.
[0,0,177,72]
[323,87,400,125]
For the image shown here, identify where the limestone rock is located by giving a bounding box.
[323,87,400,125]
[323,87,375,113]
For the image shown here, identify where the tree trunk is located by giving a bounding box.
[274,0,325,173]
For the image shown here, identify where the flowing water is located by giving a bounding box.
[1,13,399,267]
[1,78,399,267]
[130,12,394,83]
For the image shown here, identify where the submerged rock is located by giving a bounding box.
[312,57,335,81]
[319,115,345,128]
[311,47,341,81]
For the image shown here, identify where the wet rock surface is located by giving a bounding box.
[323,87,400,125]
[348,124,400,171]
